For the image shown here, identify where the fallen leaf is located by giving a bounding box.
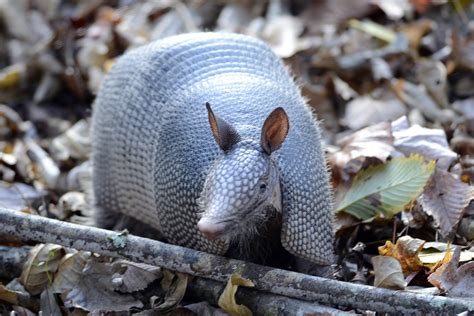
[452,98,474,119]
[0,182,47,211]
[343,90,407,130]
[260,15,303,58]
[218,273,254,316]
[417,59,448,108]
[40,287,62,316]
[332,121,398,178]
[0,64,24,90]
[392,124,458,170]
[111,260,162,293]
[378,236,425,273]
[336,155,435,220]
[426,244,452,274]
[20,244,65,295]
[53,252,143,311]
[154,270,188,313]
[391,79,447,122]
[372,256,407,290]
[0,283,19,305]
[420,243,474,267]
[427,247,474,298]
[420,169,474,238]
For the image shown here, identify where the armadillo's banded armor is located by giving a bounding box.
[92,33,334,265]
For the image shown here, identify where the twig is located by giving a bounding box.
[188,277,353,315]
[0,245,350,315]
[0,208,473,314]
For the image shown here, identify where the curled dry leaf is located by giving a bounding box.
[24,138,60,189]
[50,119,91,163]
[420,242,474,266]
[0,283,19,305]
[111,260,161,293]
[20,243,65,295]
[260,15,303,58]
[425,244,452,274]
[372,255,407,290]
[392,122,458,170]
[51,191,87,221]
[378,236,425,273]
[53,252,143,311]
[427,247,474,299]
[218,273,255,316]
[420,169,474,238]
[336,155,435,220]
[153,269,188,313]
[332,121,398,178]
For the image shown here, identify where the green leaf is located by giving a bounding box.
[336,155,435,220]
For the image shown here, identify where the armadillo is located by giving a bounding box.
[91,32,334,267]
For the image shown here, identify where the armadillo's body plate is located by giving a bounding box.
[92,33,333,264]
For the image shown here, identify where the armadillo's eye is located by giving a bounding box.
[259,183,267,191]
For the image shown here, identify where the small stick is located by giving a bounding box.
[0,208,472,314]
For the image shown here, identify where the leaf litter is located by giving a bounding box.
[0,0,473,314]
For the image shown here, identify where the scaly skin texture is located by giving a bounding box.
[92,32,334,265]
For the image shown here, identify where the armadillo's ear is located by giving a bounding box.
[206,102,241,151]
[260,107,289,155]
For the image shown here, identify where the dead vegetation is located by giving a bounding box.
[0,0,473,314]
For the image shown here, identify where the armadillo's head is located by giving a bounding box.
[197,103,289,242]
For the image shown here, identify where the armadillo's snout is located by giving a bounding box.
[197,217,228,240]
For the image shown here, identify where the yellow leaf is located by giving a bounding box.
[0,64,23,90]
[428,244,452,275]
[378,236,425,273]
[218,273,254,316]
[0,283,19,305]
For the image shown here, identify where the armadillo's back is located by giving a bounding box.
[92,32,333,264]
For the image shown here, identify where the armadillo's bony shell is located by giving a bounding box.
[92,33,333,265]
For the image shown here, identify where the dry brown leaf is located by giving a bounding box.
[111,260,162,293]
[53,252,143,312]
[0,283,19,305]
[332,121,398,177]
[20,244,65,295]
[378,236,425,273]
[343,90,407,130]
[372,256,407,290]
[427,244,452,275]
[392,124,458,170]
[419,242,474,269]
[154,270,188,313]
[427,247,474,298]
[420,169,474,238]
[218,273,255,316]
